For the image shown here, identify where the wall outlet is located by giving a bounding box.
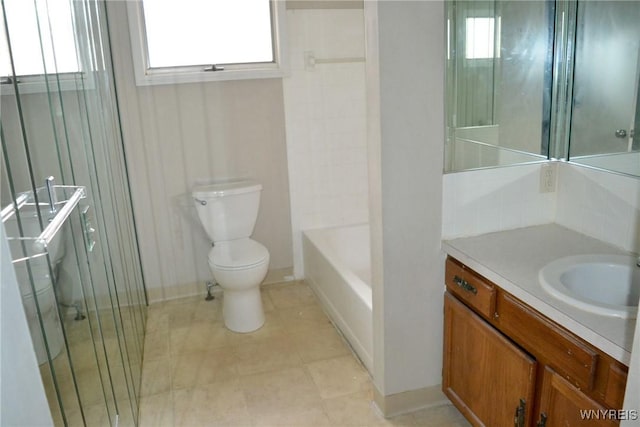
[539,163,557,193]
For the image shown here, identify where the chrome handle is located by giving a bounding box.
[35,186,86,252]
[514,399,526,427]
[81,205,97,252]
[536,413,547,427]
[614,129,627,138]
[453,275,477,294]
[45,176,57,214]
[194,198,207,206]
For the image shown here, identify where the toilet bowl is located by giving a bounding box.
[209,239,270,332]
[20,275,64,364]
[5,207,66,364]
[193,180,270,333]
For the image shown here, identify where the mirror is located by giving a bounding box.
[568,1,640,177]
[446,0,640,178]
[445,0,552,172]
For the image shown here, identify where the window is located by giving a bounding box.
[1,0,81,92]
[127,0,287,85]
[465,17,500,59]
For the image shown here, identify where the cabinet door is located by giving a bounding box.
[443,293,537,426]
[538,367,619,426]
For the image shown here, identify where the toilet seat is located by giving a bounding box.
[209,239,269,270]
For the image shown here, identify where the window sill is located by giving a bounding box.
[0,73,92,96]
[133,66,288,87]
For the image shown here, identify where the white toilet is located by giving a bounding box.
[193,180,270,333]
[6,208,66,365]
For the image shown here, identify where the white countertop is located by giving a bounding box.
[442,224,636,366]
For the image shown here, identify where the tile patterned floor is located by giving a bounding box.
[40,308,143,426]
[139,281,470,427]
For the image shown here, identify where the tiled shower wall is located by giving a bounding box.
[284,6,369,277]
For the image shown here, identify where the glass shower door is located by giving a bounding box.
[1,0,146,425]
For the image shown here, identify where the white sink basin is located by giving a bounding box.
[539,254,640,319]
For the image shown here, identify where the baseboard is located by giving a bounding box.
[373,384,450,418]
[262,267,294,286]
[145,267,295,303]
[146,282,202,304]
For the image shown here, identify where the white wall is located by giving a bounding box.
[442,163,556,239]
[0,225,53,426]
[370,0,445,396]
[107,2,294,301]
[443,161,640,253]
[622,313,640,425]
[556,163,640,253]
[283,5,369,278]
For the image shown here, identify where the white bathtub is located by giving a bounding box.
[302,224,372,372]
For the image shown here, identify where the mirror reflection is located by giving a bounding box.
[446,0,640,178]
[568,1,640,177]
[445,0,551,172]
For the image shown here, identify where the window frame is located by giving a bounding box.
[464,16,501,60]
[126,0,289,86]
[0,0,92,96]
[0,73,93,96]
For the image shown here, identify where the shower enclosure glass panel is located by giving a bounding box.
[1,0,146,425]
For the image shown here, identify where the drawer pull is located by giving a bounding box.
[514,398,526,427]
[454,275,477,294]
[536,413,547,427]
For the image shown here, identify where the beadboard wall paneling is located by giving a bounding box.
[107,2,293,302]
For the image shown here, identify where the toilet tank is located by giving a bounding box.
[192,180,262,242]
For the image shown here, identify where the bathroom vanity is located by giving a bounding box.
[442,225,635,426]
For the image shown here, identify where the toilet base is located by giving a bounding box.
[222,287,265,333]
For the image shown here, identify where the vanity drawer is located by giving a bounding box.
[445,257,496,319]
[603,363,628,408]
[497,292,598,391]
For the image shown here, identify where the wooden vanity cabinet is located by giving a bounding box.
[443,256,628,427]
[444,293,537,426]
[538,367,618,427]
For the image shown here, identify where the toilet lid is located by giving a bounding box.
[209,239,269,270]
[192,180,261,199]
